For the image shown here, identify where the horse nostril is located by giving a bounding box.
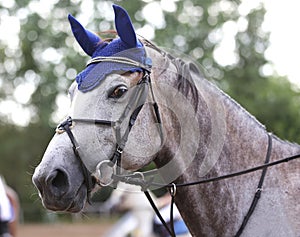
[51,169,68,188]
[46,169,69,196]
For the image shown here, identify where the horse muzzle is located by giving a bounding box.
[32,167,87,212]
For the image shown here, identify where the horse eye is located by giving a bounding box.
[109,85,128,99]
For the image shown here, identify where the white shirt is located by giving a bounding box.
[0,176,13,222]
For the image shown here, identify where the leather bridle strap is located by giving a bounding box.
[71,118,115,127]
[111,73,151,168]
[56,117,95,202]
[144,190,175,237]
[235,132,272,236]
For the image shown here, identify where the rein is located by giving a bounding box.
[56,53,300,237]
[113,133,300,237]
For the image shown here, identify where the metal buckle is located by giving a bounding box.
[116,146,123,154]
[170,183,177,197]
[56,117,74,134]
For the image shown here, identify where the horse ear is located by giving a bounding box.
[68,14,101,56]
[113,4,140,48]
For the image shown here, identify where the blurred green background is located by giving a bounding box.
[1,0,300,222]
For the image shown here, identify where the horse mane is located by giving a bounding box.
[141,37,267,132]
[141,37,200,110]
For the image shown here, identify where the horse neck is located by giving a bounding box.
[152,62,300,235]
[154,61,300,170]
[153,63,272,176]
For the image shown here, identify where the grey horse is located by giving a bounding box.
[33,5,300,237]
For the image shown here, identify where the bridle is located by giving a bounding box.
[56,54,163,197]
[56,51,300,237]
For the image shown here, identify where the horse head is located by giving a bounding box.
[32,5,166,212]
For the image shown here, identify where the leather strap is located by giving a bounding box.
[57,117,94,202]
[235,133,272,236]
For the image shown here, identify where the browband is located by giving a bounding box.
[86,56,152,72]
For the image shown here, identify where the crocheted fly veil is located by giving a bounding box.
[69,5,151,92]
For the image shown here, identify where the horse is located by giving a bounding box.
[32,4,300,236]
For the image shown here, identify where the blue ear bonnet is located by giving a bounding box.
[75,40,148,93]
[69,5,151,92]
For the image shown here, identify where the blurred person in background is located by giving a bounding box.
[102,182,190,237]
[103,182,155,237]
[153,194,191,237]
[0,176,18,237]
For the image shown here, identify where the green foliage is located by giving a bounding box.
[1,0,300,222]
[0,123,54,221]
